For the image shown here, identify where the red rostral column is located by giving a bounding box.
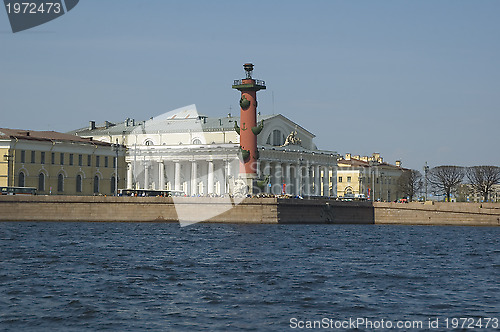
[232,63,266,190]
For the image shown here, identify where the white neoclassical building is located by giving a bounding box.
[70,105,339,197]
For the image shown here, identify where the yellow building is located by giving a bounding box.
[0,128,126,196]
[337,153,405,201]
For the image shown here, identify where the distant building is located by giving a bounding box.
[0,128,126,195]
[70,105,339,197]
[462,183,500,203]
[337,153,405,201]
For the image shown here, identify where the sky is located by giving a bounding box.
[1,0,499,171]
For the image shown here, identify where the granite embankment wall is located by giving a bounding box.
[0,196,499,226]
[374,202,500,226]
[0,196,278,223]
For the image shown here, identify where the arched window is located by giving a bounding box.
[344,187,353,196]
[93,175,99,194]
[18,172,25,187]
[144,139,153,146]
[267,129,284,146]
[38,173,45,192]
[110,176,116,194]
[192,138,202,145]
[57,174,64,192]
[76,175,82,193]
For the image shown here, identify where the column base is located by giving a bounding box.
[233,173,260,196]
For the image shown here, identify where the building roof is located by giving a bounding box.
[68,104,315,137]
[337,158,371,167]
[337,153,407,170]
[0,128,111,146]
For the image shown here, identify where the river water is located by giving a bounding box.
[0,223,499,331]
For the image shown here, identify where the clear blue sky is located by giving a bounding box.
[1,0,499,170]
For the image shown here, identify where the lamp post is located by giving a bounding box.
[358,173,362,199]
[3,153,14,187]
[423,162,429,202]
[112,139,119,196]
[380,172,385,202]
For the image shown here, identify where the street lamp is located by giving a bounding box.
[112,139,120,196]
[3,154,14,187]
[380,172,385,202]
[423,162,429,202]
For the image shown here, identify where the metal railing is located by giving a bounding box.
[233,79,266,86]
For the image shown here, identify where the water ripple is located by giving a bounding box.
[0,223,499,331]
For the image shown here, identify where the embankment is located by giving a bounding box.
[0,196,499,226]
[374,201,500,226]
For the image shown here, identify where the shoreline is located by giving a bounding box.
[1,196,500,226]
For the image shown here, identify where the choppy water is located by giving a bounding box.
[0,223,499,331]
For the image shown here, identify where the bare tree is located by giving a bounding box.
[397,169,423,201]
[428,166,465,202]
[466,166,500,202]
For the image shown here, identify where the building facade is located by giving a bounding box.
[71,105,339,197]
[337,153,405,201]
[459,184,500,203]
[0,129,126,196]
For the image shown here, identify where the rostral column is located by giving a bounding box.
[232,63,266,193]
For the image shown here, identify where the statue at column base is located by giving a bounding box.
[233,178,249,197]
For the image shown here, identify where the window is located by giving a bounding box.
[144,139,153,146]
[20,150,25,163]
[347,176,351,183]
[338,176,343,183]
[57,174,64,192]
[105,156,108,168]
[78,154,83,166]
[96,156,100,167]
[93,175,99,194]
[41,152,45,165]
[51,152,55,165]
[38,173,45,192]
[60,153,64,165]
[76,175,82,193]
[192,138,202,145]
[273,130,281,146]
[31,151,35,163]
[113,156,116,168]
[18,172,25,187]
[87,155,91,167]
[267,129,284,146]
[69,154,74,166]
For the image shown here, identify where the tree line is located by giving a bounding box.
[397,166,500,202]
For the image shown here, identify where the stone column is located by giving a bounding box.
[323,166,330,197]
[158,161,165,190]
[174,161,181,192]
[304,163,311,196]
[275,163,282,195]
[207,160,214,195]
[191,161,197,196]
[262,161,270,193]
[295,164,301,196]
[144,162,149,190]
[314,164,321,196]
[225,160,231,195]
[285,163,291,195]
[127,162,133,189]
